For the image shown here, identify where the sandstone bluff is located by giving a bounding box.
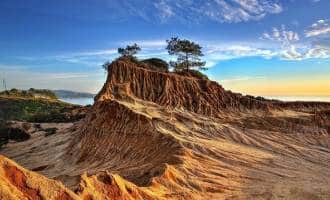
[1,59,330,200]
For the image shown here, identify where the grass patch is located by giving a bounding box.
[0,96,84,123]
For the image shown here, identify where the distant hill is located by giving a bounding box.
[0,88,88,123]
[0,88,57,100]
[53,90,95,99]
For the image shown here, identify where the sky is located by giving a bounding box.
[0,0,330,97]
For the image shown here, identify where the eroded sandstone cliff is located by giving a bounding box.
[96,60,271,115]
[1,59,330,200]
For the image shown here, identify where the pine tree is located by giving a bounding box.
[166,37,206,72]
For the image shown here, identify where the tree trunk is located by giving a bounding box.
[185,53,189,72]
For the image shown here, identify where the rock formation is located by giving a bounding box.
[96,60,272,115]
[0,155,79,200]
[1,59,330,199]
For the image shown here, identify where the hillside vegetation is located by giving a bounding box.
[0,89,86,123]
[0,88,57,99]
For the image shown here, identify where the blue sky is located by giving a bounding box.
[0,0,329,96]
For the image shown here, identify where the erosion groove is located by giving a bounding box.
[70,100,184,187]
[0,155,79,200]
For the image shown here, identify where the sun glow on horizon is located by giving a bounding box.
[220,75,330,97]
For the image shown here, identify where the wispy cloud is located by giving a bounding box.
[117,0,283,23]
[0,65,104,93]
[260,23,330,60]
[153,0,174,22]
[14,49,119,68]
[261,25,300,44]
[305,19,330,37]
[71,49,118,57]
[12,19,330,72]
[203,43,277,67]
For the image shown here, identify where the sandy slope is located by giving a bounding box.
[1,60,330,199]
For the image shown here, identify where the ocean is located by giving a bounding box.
[264,96,330,102]
[60,98,94,106]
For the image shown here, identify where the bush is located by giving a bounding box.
[175,69,208,80]
[256,96,267,101]
[0,121,31,149]
[34,123,41,129]
[10,88,19,93]
[28,88,57,99]
[7,128,30,141]
[44,127,57,137]
[117,55,139,64]
[140,58,169,72]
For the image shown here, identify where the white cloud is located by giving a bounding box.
[281,45,303,60]
[72,49,117,57]
[103,35,329,66]
[305,19,330,37]
[259,25,330,60]
[194,42,280,67]
[131,0,283,23]
[13,20,330,74]
[305,45,330,59]
[205,44,277,61]
[261,25,300,44]
[121,40,167,48]
[153,0,174,21]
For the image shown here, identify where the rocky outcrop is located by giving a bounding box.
[96,60,271,116]
[69,100,184,187]
[0,155,157,200]
[0,155,79,200]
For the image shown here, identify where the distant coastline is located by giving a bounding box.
[58,95,330,106]
[53,90,95,99]
[54,90,95,105]
[264,95,330,102]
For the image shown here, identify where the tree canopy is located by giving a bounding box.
[118,43,141,57]
[166,37,206,72]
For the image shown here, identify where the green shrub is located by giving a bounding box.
[44,127,58,137]
[140,58,169,72]
[0,88,57,99]
[117,55,140,64]
[28,88,57,99]
[175,69,208,80]
[0,97,83,123]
